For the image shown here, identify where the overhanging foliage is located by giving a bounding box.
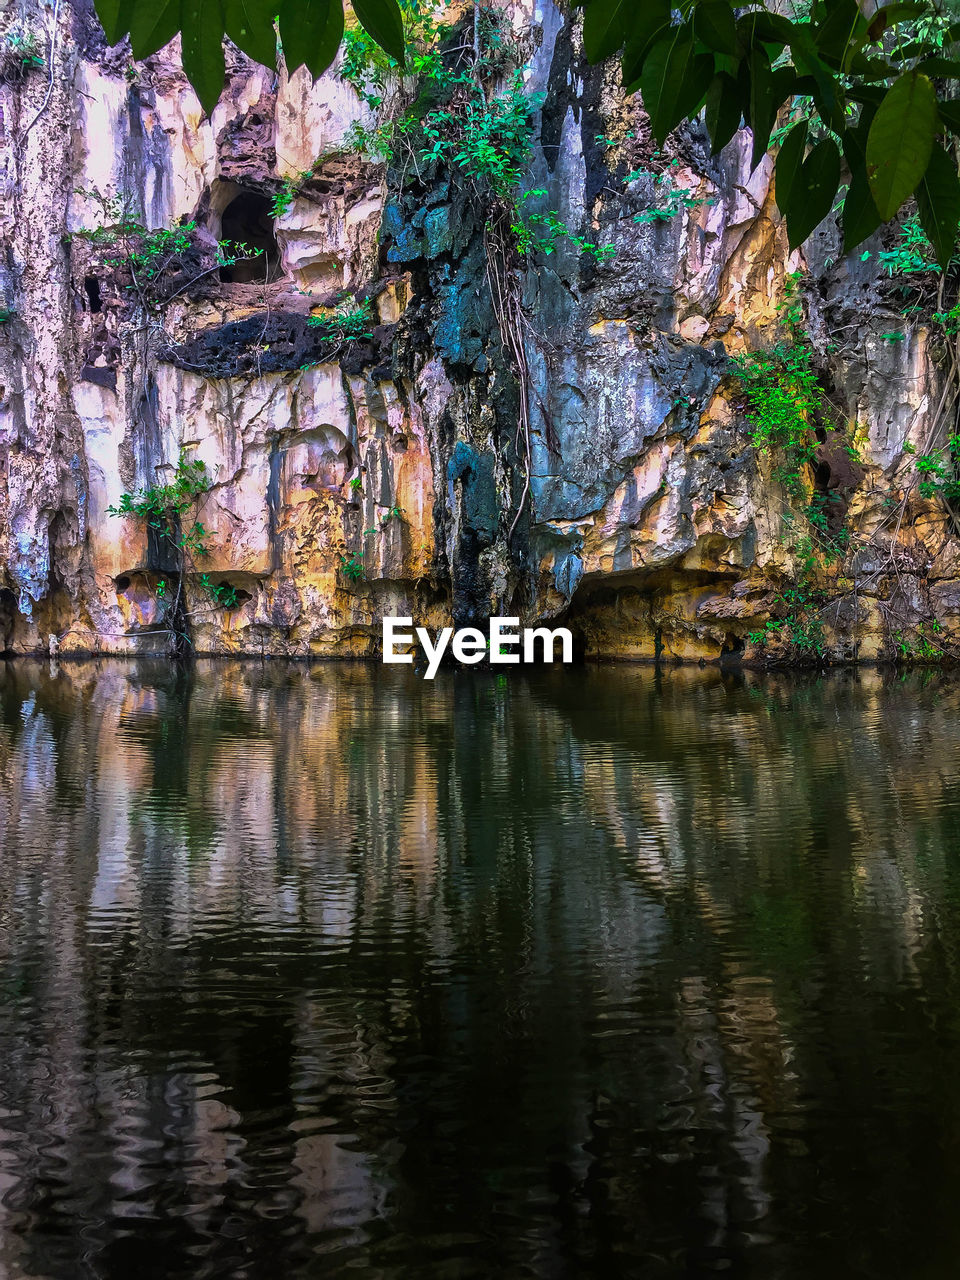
[94,0,960,264]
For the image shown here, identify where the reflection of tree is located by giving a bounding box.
[1,662,960,1275]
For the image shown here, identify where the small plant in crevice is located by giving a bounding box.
[364,504,404,536]
[107,451,240,657]
[903,435,960,505]
[746,535,827,660]
[269,181,297,220]
[307,296,374,342]
[628,162,712,226]
[512,190,616,260]
[895,620,944,663]
[71,187,265,312]
[876,215,949,280]
[1,26,45,82]
[268,158,328,220]
[339,552,364,581]
[198,574,239,609]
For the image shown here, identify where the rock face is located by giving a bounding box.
[0,0,957,662]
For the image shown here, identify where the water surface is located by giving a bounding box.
[1,660,959,1278]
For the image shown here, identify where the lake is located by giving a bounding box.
[0,659,958,1278]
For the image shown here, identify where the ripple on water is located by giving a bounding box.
[1,662,960,1276]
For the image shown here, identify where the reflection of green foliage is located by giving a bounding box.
[744,894,813,971]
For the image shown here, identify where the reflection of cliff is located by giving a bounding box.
[1,2,958,662]
[1,662,960,1273]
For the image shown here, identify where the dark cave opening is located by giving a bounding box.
[721,634,745,662]
[83,276,102,312]
[219,191,281,283]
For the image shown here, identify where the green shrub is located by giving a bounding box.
[340,1,613,264]
[628,163,711,225]
[339,553,364,580]
[307,297,373,341]
[72,188,264,310]
[108,452,239,618]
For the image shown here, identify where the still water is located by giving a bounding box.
[1,660,959,1278]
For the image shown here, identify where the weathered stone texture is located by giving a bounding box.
[0,0,956,662]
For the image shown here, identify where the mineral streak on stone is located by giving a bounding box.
[0,0,955,662]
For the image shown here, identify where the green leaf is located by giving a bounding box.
[694,1,737,56]
[747,46,772,169]
[813,0,868,67]
[916,141,960,270]
[93,0,127,44]
[774,121,807,217]
[840,113,882,254]
[619,0,671,86]
[639,25,712,144]
[865,3,926,43]
[866,71,937,219]
[746,50,794,168]
[842,163,883,253]
[785,137,841,250]
[916,57,960,77]
[180,0,226,116]
[704,72,742,153]
[583,0,631,63]
[736,9,796,51]
[223,0,277,67]
[940,100,960,135]
[278,0,344,79]
[129,0,181,59]
[352,0,404,67]
[791,36,845,130]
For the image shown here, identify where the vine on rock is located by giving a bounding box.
[108,452,239,659]
[733,274,858,661]
[340,0,615,540]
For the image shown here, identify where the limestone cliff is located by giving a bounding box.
[0,0,956,663]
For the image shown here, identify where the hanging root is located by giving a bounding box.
[484,216,532,541]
